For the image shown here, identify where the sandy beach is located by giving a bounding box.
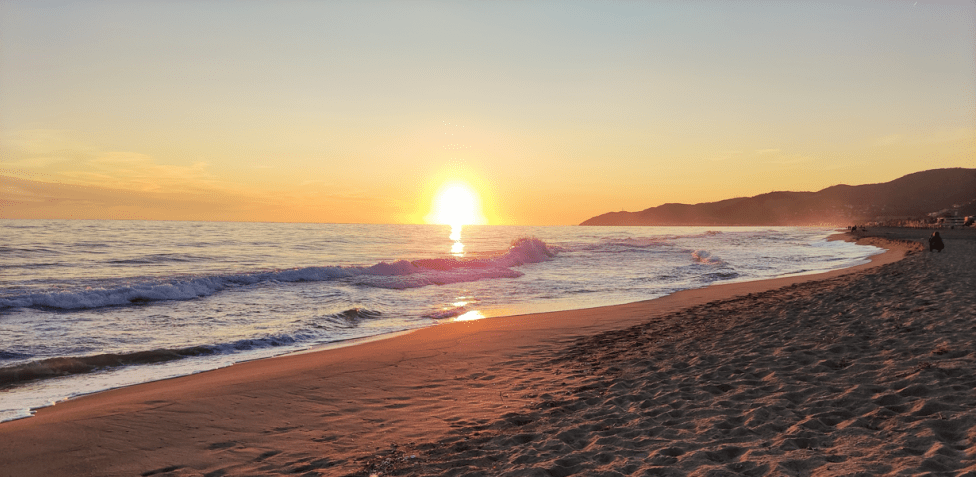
[1,227,974,476]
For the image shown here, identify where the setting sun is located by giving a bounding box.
[3,2,976,474]
[425,182,486,226]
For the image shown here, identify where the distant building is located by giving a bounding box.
[938,216,966,227]
[869,216,929,227]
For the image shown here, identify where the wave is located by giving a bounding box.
[427,308,467,320]
[699,270,741,282]
[106,254,202,265]
[0,246,63,254]
[0,347,218,386]
[592,231,726,251]
[0,237,556,311]
[0,306,392,386]
[688,249,738,282]
[316,307,384,327]
[331,307,382,321]
[0,351,33,361]
[598,237,672,249]
[691,249,728,266]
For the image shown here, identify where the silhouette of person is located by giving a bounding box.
[929,232,944,253]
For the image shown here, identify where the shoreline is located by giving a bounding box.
[0,230,951,476]
[0,231,883,424]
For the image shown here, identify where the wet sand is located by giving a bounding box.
[1,227,973,476]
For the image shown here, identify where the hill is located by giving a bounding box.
[580,168,976,226]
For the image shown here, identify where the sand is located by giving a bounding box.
[1,227,973,476]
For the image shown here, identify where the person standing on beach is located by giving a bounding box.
[929,232,944,252]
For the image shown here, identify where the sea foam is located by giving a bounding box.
[691,250,727,266]
[0,237,557,311]
[0,307,389,386]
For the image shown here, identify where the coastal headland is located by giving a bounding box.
[1,228,973,476]
[580,168,976,227]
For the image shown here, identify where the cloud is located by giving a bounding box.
[0,129,97,169]
[0,174,249,221]
[0,129,405,223]
[74,152,218,193]
[1,130,230,195]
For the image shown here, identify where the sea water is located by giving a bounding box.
[0,220,881,421]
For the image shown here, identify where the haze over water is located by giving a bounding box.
[0,220,883,422]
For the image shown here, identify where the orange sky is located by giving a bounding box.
[2,2,974,225]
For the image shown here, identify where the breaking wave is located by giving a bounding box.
[0,237,557,311]
[0,306,389,386]
[691,249,727,266]
[317,307,384,327]
[0,347,219,386]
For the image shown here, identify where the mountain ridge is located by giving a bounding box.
[580,168,976,226]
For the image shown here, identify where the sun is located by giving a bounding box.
[426,181,486,226]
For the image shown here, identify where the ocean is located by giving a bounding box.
[0,220,881,422]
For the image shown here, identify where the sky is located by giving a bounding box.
[1,0,974,225]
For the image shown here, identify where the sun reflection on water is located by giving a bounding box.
[453,310,485,322]
[450,224,464,256]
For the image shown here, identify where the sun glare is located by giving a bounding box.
[426,182,485,226]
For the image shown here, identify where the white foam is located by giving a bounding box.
[0,237,558,311]
[691,249,727,266]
